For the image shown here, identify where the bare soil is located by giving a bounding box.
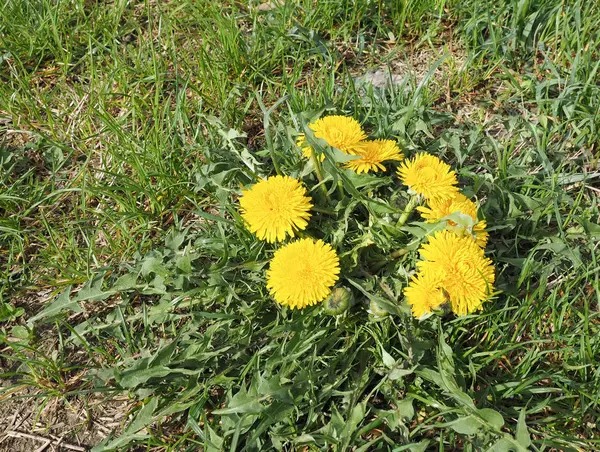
[0,387,129,451]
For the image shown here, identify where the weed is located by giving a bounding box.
[1,0,599,450]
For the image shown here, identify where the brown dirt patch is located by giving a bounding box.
[0,386,130,451]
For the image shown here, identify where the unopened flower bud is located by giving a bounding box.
[323,287,352,315]
[368,300,390,318]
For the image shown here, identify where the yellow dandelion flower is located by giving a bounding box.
[344,139,404,174]
[417,193,489,247]
[418,193,477,221]
[417,231,495,316]
[239,175,312,243]
[296,134,324,161]
[472,221,489,248]
[404,268,447,318]
[267,238,340,309]
[298,115,366,160]
[397,153,458,201]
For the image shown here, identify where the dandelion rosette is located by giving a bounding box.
[267,238,340,309]
[417,193,489,247]
[397,153,458,201]
[298,115,366,160]
[239,175,312,243]
[415,230,495,316]
[344,139,404,174]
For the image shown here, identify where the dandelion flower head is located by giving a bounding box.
[240,175,312,243]
[418,193,489,247]
[267,238,340,309]
[416,230,495,316]
[345,139,404,174]
[397,153,458,201]
[297,135,324,161]
[404,268,447,318]
[298,115,366,160]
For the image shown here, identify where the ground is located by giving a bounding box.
[1,0,599,451]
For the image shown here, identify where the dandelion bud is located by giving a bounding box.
[368,300,389,318]
[323,287,352,315]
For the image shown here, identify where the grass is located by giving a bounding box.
[1,0,599,450]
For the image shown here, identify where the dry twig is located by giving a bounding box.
[1,430,87,451]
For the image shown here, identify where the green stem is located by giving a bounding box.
[311,151,330,202]
[311,206,335,215]
[269,146,282,176]
[390,248,409,259]
[256,92,286,176]
[264,121,281,176]
[396,195,418,227]
[337,179,345,202]
[370,248,409,273]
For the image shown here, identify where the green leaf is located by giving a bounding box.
[92,434,149,452]
[477,408,505,430]
[515,408,531,448]
[76,274,112,302]
[443,211,477,230]
[0,302,24,322]
[449,416,481,435]
[140,256,168,278]
[118,341,198,388]
[257,375,293,404]
[396,397,415,421]
[388,366,415,381]
[329,146,361,163]
[340,400,368,449]
[342,169,385,189]
[394,440,430,452]
[165,230,186,251]
[582,219,600,238]
[409,441,431,452]
[322,404,345,439]
[347,278,402,316]
[10,325,30,341]
[487,437,520,452]
[293,434,316,444]
[92,398,158,451]
[194,209,234,225]
[176,254,192,274]
[212,392,264,415]
[119,365,174,388]
[536,241,583,268]
[27,286,80,324]
[381,346,396,368]
[415,118,434,138]
[347,400,367,430]
[205,422,224,452]
[113,273,138,291]
[126,397,159,434]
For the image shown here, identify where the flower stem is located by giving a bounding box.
[390,248,409,259]
[311,206,335,215]
[311,151,330,202]
[396,195,418,227]
[337,179,345,202]
[370,248,409,273]
[270,147,282,176]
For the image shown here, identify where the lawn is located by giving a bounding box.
[1,0,599,450]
